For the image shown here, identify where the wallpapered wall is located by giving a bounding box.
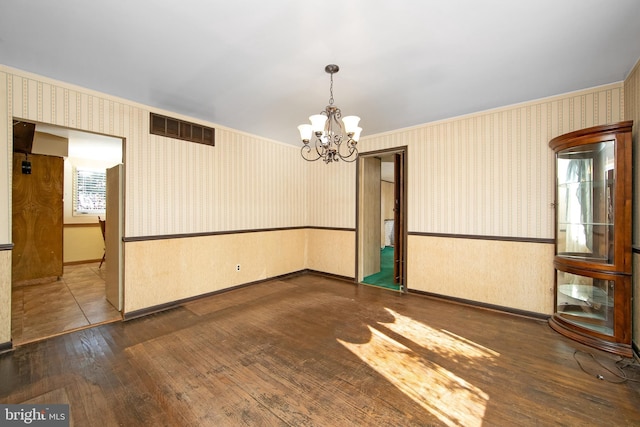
[305,158,356,229]
[0,66,307,243]
[361,83,624,238]
[2,67,624,244]
[625,60,640,246]
[0,62,637,346]
[623,58,640,350]
[126,127,307,236]
[0,65,308,344]
[322,82,625,315]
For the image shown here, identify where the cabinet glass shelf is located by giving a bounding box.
[555,140,615,265]
[556,272,614,336]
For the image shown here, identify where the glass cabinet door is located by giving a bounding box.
[555,269,614,337]
[556,140,614,265]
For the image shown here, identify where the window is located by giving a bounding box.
[73,168,106,215]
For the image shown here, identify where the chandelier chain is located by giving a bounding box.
[329,72,334,106]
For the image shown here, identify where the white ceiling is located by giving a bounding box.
[1,1,639,146]
[35,123,122,162]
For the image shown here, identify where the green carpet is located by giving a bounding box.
[361,246,400,291]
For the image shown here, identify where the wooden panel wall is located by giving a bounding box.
[11,153,63,283]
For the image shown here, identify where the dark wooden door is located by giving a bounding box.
[12,153,64,283]
[393,152,405,287]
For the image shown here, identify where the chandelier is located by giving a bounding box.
[298,64,362,163]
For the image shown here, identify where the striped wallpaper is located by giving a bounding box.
[624,60,640,246]
[356,84,624,239]
[124,126,307,236]
[1,62,638,346]
[623,57,640,349]
[0,66,628,242]
[305,159,357,229]
[1,66,306,241]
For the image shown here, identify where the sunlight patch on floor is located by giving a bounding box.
[380,308,500,360]
[338,309,494,427]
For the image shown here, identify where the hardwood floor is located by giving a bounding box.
[11,262,121,345]
[1,274,639,426]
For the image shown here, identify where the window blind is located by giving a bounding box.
[73,168,106,215]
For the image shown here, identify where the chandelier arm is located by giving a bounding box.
[335,138,359,162]
[301,143,320,162]
[316,139,327,158]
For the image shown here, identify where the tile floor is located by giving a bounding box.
[11,262,121,345]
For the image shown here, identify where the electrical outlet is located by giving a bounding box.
[236,264,241,271]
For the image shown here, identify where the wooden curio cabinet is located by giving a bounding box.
[548,121,633,357]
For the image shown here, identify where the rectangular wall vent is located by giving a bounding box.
[150,113,215,147]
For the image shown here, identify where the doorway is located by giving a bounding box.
[10,120,124,344]
[356,148,407,292]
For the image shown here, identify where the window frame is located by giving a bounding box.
[72,167,107,216]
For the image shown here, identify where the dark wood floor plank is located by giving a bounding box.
[2,274,640,426]
[184,279,299,317]
[126,328,287,426]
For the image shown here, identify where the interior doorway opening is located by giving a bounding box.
[10,120,124,345]
[356,147,407,292]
